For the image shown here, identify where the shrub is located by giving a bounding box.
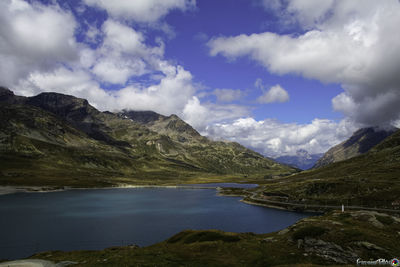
[292,226,327,240]
[184,231,241,243]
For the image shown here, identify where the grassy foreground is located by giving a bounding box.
[21,210,399,266]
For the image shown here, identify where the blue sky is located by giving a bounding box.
[1,0,399,157]
[164,0,344,124]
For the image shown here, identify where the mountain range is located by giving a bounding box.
[274,149,323,170]
[0,87,296,187]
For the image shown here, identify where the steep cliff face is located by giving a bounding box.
[313,127,397,168]
[0,88,297,186]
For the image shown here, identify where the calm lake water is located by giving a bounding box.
[0,186,311,260]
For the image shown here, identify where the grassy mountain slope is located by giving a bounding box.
[0,103,148,187]
[0,88,296,186]
[121,110,202,141]
[248,129,400,210]
[314,127,396,168]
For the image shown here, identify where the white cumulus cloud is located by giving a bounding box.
[205,117,358,157]
[91,19,165,85]
[0,0,78,87]
[208,0,400,127]
[257,84,289,103]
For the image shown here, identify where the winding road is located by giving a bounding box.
[242,190,400,213]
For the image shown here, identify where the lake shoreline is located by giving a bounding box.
[0,183,254,196]
[0,184,330,213]
[1,184,330,215]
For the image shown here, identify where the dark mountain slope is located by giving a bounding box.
[313,127,397,168]
[0,86,25,104]
[0,103,138,187]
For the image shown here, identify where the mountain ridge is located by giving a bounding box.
[313,127,397,168]
[0,87,296,187]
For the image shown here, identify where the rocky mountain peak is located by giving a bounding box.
[121,110,201,139]
[165,115,200,137]
[26,92,97,120]
[0,86,13,96]
[0,87,25,104]
[28,92,89,108]
[121,110,165,124]
[169,114,179,119]
[0,87,14,102]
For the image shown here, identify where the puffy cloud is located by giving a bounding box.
[84,0,195,23]
[213,88,243,102]
[92,59,146,85]
[183,100,250,133]
[14,63,197,115]
[91,19,164,85]
[0,0,78,86]
[111,65,196,114]
[208,0,400,126]
[257,84,289,103]
[182,96,209,129]
[205,117,358,157]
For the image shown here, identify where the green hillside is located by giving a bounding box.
[246,129,400,210]
[314,127,396,168]
[0,88,296,187]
